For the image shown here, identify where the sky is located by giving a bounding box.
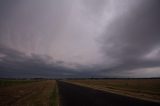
[0,0,160,78]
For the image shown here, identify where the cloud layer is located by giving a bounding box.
[100,0,160,77]
[0,0,160,78]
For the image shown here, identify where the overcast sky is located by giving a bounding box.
[0,0,160,78]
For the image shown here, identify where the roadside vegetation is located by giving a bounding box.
[0,80,58,106]
[50,81,59,106]
[68,79,160,103]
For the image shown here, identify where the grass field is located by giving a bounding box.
[68,79,160,102]
[0,80,58,106]
[1,79,159,105]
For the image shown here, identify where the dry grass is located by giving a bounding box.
[0,80,56,106]
[68,79,160,102]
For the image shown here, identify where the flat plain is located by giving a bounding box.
[0,79,159,106]
[0,80,57,106]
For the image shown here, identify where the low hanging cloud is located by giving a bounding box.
[0,45,102,78]
[0,46,80,78]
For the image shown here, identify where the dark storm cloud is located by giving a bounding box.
[0,45,104,78]
[0,46,82,78]
[101,0,160,75]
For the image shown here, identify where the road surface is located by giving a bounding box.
[58,81,160,106]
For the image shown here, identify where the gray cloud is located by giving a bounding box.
[0,0,160,78]
[0,0,105,66]
[0,46,78,78]
[0,45,103,78]
[100,0,160,76]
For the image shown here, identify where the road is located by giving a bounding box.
[58,81,160,106]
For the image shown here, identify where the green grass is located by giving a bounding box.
[50,83,59,106]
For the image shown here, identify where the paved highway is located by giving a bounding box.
[58,81,160,106]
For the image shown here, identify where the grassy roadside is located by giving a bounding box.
[50,81,59,106]
[67,79,160,103]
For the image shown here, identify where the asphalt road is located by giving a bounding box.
[58,81,160,106]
